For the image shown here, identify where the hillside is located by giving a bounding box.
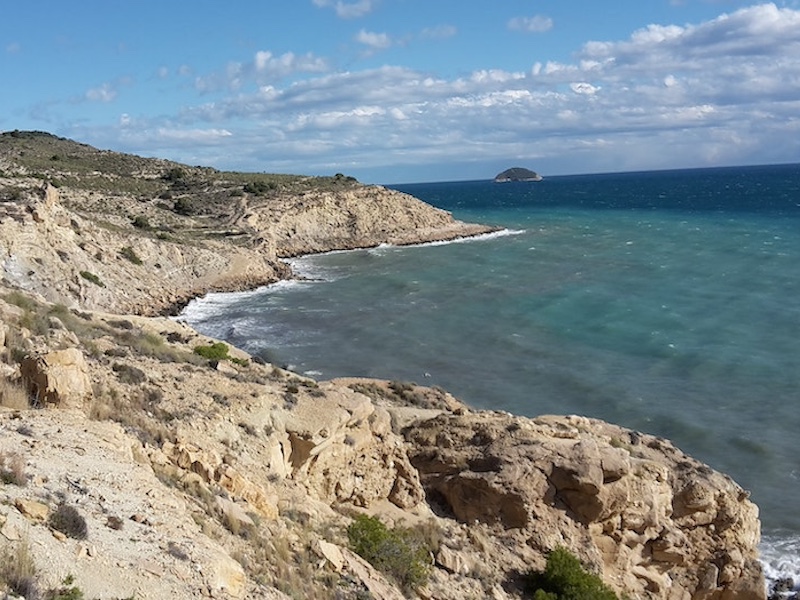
[0,132,765,600]
[0,131,493,315]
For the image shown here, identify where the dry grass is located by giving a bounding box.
[0,450,28,486]
[0,377,30,409]
[0,537,40,600]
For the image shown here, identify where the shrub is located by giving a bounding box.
[118,246,143,265]
[162,167,186,182]
[173,197,194,215]
[0,451,28,485]
[243,180,276,195]
[79,271,105,287]
[0,377,30,409]
[131,215,150,229]
[193,342,236,362]
[524,547,618,600]
[49,504,88,540]
[192,345,247,367]
[0,537,39,599]
[112,362,147,384]
[347,514,430,593]
[46,575,85,600]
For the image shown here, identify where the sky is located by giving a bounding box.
[2,1,800,184]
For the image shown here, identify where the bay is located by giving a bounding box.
[181,164,800,585]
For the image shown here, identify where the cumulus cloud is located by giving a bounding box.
[355,29,392,50]
[195,49,328,92]
[312,0,375,19]
[86,3,800,180]
[508,15,554,33]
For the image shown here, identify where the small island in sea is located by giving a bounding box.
[494,166,543,182]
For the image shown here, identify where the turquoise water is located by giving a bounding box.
[181,164,800,585]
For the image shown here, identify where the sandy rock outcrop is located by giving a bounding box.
[252,186,496,257]
[275,385,425,509]
[404,411,764,600]
[0,183,285,315]
[19,347,93,408]
[1,180,494,316]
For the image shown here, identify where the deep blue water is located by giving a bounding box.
[182,163,800,585]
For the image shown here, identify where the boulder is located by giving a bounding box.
[19,347,92,408]
[279,386,425,509]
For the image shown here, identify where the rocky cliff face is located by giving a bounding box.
[0,136,765,599]
[406,412,763,599]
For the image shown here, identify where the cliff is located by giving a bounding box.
[0,132,765,599]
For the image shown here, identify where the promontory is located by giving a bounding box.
[0,131,765,600]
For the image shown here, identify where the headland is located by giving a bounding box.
[0,132,765,599]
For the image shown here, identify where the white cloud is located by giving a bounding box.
[420,25,457,40]
[6,42,21,54]
[194,50,328,92]
[355,29,392,50]
[85,83,117,103]
[312,0,375,19]
[508,15,554,33]
[156,128,233,142]
[81,3,800,181]
[570,82,600,95]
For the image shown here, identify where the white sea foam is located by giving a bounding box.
[411,228,526,248]
[177,279,307,323]
[761,534,800,594]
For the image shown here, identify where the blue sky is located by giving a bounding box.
[3,1,800,183]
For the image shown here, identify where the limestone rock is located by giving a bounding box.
[404,412,764,600]
[280,386,425,509]
[19,347,92,408]
[14,497,49,521]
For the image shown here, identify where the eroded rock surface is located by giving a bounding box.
[405,411,764,600]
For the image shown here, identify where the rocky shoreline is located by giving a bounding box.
[0,134,766,599]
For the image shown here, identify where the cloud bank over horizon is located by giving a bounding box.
[3,2,799,183]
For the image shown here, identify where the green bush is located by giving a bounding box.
[525,547,618,600]
[131,215,150,229]
[119,246,143,265]
[46,575,85,600]
[79,270,105,287]
[193,342,231,361]
[162,166,186,182]
[243,180,275,195]
[173,197,194,215]
[347,514,430,593]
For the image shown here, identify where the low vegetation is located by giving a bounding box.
[118,245,143,265]
[0,538,87,600]
[0,451,28,485]
[0,537,39,599]
[347,513,431,593]
[49,503,89,540]
[193,341,248,366]
[524,547,619,600]
[79,270,105,287]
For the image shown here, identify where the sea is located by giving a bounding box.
[180,163,800,590]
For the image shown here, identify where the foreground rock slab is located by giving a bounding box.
[404,412,764,600]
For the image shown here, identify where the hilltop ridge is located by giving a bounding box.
[0,132,765,600]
